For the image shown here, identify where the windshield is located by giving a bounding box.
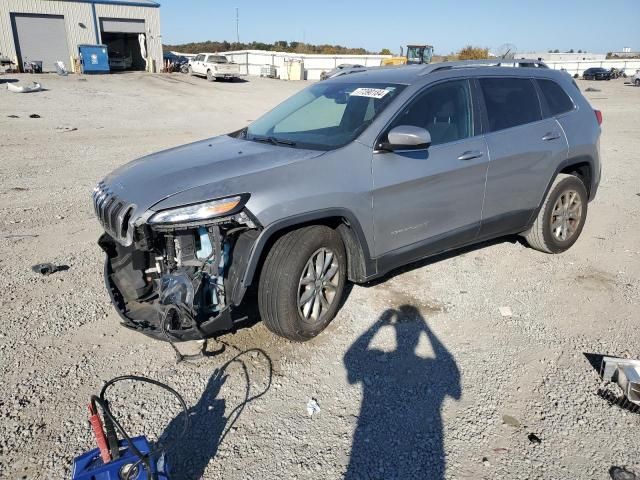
[244,82,406,150]
[209,56,228,63]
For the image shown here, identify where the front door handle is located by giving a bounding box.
[457,150,484,161]
[542,132,561,141]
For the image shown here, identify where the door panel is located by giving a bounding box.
[372,138,489,256]
[476,76,568,237]
[480,119,567,236]
[372,78,488,257]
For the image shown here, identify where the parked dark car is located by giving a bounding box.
[320,64,365,80]
[163,52,188,66]
[583,68,611,80]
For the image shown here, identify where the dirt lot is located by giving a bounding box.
[0,72,638,480]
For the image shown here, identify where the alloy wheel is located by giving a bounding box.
[550,189,583,241]
[297,248,340,323]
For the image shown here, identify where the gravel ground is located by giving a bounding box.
[0,72,638,480]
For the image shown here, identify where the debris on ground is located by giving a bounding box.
[31,263,69,275]
[585,87,601,92]
[499,306,513,317]
[600,356,640,406]
[502,414,521,428]
[482,457,491,467]
[11,187,28,191]
[306,398,320,416]
[7,82,42,93]
[56,126,77,133]
[610,466,638,480]
[29,114,41,118]
[55,61,68,76]
[7,114,19,118]
[598,357,640,414]
[2,234,39,239]
[527,433,542,444]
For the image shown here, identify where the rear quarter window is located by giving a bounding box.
[537,79,575,117]
[479,77,542,132]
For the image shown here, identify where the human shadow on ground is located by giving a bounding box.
[344,305,461,480]
[159,349,272,480]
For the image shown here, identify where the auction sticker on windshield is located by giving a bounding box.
[350,88,390,99]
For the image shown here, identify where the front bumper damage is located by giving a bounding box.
[99,212,259,342]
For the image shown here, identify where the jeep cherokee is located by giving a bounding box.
[94,60,602,342]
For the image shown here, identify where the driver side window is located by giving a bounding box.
[391,80,473,146]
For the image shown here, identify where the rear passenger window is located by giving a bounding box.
[390,80,473,146]
[479,78,542,132]
[537,79,574,117]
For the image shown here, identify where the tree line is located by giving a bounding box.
[163,40,370,55]
[163,41,503,61]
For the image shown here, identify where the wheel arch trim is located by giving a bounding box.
[241,208,375,288]
[528,155,596,226]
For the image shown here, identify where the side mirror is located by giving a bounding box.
[380,125,431,151]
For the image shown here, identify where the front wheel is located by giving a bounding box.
[523,174,588,254]
[258,225,347,341]
[635,79,640,87]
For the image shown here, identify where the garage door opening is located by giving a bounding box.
[100,18,147,72]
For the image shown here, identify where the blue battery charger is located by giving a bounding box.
[72,436,169,480]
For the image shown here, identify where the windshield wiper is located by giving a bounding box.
[251,135,296,147]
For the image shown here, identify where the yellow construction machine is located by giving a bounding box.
[382,44,434,66]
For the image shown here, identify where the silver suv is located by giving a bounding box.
[94,60,602,342]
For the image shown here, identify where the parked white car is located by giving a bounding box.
[188,53,242,81]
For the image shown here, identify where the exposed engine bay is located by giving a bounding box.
[99,211,259,342]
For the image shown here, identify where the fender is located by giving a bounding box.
[240,208,376,290]
[527,155,597,226]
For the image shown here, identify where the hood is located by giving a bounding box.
[101,135,324,217]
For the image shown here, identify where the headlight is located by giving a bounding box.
[148,196,244,224]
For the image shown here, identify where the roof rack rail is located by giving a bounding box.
[420,58,549,75]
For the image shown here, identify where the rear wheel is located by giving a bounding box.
[635,78,640,87]
[258,225,347,341]
[523,174,588,254]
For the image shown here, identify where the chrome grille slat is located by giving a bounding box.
[92,182,135,246]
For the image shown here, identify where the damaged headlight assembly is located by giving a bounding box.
[148,195,245,224]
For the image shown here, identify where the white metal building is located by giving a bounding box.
[220,49,391,81]
[0,0,162,72]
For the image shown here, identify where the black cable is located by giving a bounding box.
[160,307,224,363]
[214,348,273,446]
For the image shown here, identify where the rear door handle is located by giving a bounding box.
[457,150,484,161]
[542,132,561,141]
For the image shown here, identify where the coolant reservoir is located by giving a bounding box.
[196,227,213,259]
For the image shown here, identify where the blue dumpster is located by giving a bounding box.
[79,44,110,73]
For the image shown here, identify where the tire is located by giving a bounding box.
[258,225,347,341]
[635,79,640,87]
[188,65,193,75]
[206,70,214,82]
[523,173,588,254]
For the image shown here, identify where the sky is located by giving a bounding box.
[159,0,640,54]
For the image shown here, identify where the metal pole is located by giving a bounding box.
[236,8,240,45]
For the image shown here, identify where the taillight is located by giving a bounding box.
[594,109,602,126]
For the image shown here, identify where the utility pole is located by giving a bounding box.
[236,8,240,45]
